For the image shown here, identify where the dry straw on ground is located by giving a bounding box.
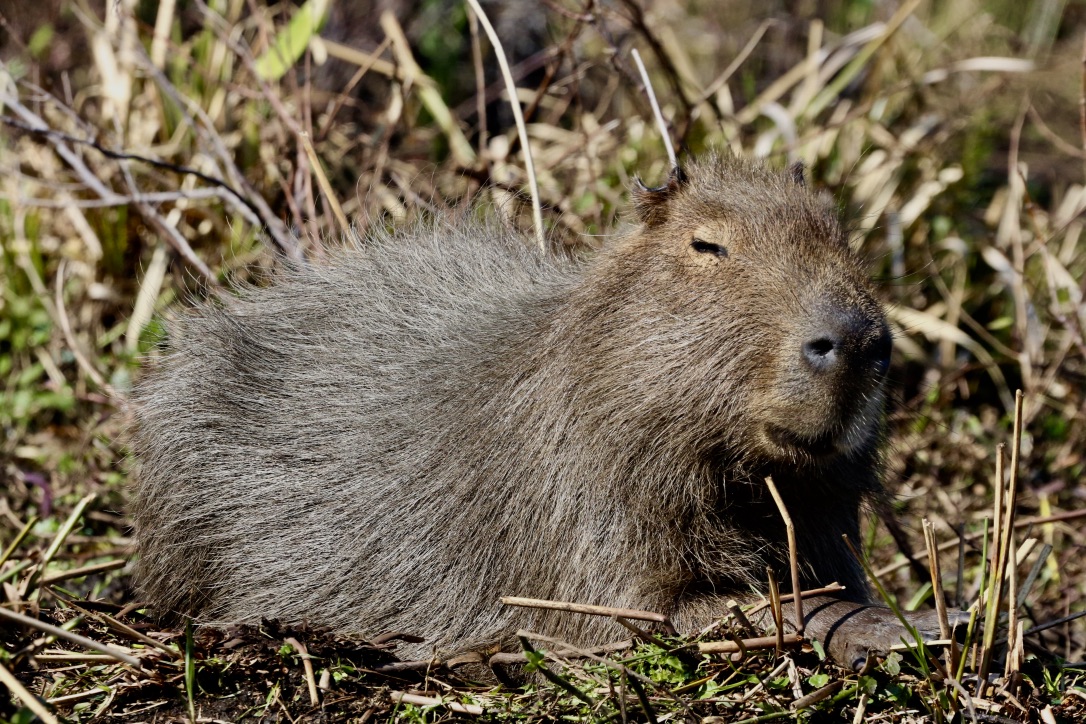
[1,0,1084,721]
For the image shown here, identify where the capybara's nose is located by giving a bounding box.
[802,308,891,377]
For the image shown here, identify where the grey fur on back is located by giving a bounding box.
[130,155,889,657]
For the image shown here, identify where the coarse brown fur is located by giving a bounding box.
[129,154,898,660]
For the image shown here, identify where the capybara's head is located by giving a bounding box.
[582,154,891,470]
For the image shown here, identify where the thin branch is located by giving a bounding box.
[0,115,265,230]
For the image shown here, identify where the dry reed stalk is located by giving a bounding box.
[791,679,844,709]
[923,518,955,675]
[390,691,484,716]
[727,600,756,637]
[47,686,118,707]
[987,447,1005,583]
[852,690,869,723]
[744,583,845,617]
[631,48,676,167]
[922,521,951,640]
[765,475,804,635]
[978,390,1025,697]
[1003,390,1026,688]
[463,0,544,248]
[612,616,671,649]
[468,11,488,162]
[61,600,180,659]
[500,596,676,635]
[285,637,320,706]
[379,11,475,169]
[739,658,791,704]
[0,608,142,669]
[32,653,120,662]
[697,634,803,655]
[767,566,784,652]
[25,493,96,599]
[0,660,60,724]
[319,39,434,88]
[38,560,125,590]
[874,509,1086,578]
[0,515,37,570]
[696,19,775,108]
[299,132,349,235]
[54,260,111,392]
[149,0,177,70]
[1005,620,1025,692]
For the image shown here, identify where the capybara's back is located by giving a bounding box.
[131,155,894,657]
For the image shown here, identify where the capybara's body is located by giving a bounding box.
[130,155,895,658]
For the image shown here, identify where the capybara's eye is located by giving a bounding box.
[691,238,728,257]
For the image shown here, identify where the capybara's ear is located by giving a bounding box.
[788,161,806,186]
[633,165,688,226]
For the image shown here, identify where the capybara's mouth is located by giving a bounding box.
[764,423,840,459]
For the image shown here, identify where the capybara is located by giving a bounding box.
[130,154,952,669]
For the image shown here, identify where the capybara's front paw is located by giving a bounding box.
[802,597,968,670]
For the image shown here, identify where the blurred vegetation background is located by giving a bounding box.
[1,0,1084,719]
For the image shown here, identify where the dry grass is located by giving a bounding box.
[1,0,1084,720]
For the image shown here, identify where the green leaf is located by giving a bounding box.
[904,581,933,610]
[523,648,545,672]
[35,390,76,414]
[28,24,55,59]
[12,389,32,419]
[881,650,903,676]
[254,0,332,81]
[883,682,911,704]
[697,680,727,699]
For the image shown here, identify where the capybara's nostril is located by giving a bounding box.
[802,336,839,371]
